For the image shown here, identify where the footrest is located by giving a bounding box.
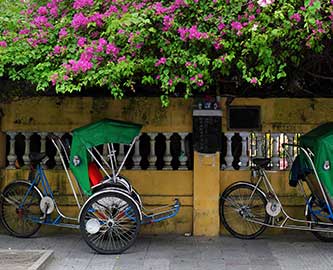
[142,199,180,224]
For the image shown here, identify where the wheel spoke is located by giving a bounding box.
[220,184,269,239]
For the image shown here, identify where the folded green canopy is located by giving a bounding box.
[299,122,333,197]
[70,119,142,195]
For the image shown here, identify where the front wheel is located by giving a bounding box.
[220,182,270,239]
[0,181,42,237]
[80,191,141,254]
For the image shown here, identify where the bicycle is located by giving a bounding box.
[0,119,180,254]
[220,123,333,241]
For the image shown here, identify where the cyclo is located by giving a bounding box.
[220,123,333,241]
[0,119,180,254]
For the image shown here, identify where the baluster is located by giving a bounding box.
[132,136,141,170]
[178,133,188,170]
[54,132,63,169]
[256,133,264,158]
[103,144,108,160]
[287,133,295,164]
[250,132,256,158]
[147,133,157,170]
[163,133,172,170]
[271,133,280,170]
[239,132,249,170]
[224,132,234,170]
[117,144,125,165]
[22,132,32,167]
[40,132,48,169]
[7,132,17,169]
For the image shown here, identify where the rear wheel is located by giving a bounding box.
[306,196,333,242]
[220,183,270,239]
[0,181,42,237]
[80,191,141,254]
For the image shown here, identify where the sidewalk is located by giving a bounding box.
[0,230,333,270]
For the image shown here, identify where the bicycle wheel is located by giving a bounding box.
[220,182,270,239]
[306,195,333,242]
[80,191,141,254]
[0,181,42,237]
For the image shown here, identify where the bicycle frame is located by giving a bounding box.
[247,145,333,234]
[20,164,79,229]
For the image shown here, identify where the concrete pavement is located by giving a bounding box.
[0,230,333,270]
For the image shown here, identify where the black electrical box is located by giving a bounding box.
[193,110,222,154]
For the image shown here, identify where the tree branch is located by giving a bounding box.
[305,70,333,81]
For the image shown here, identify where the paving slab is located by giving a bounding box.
[0,230,332,269]
[0,249,53,270]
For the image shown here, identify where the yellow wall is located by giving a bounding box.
[220,170,310,235]
[1,169,193,234]
[1,96,333,236]
[2,97,333,133]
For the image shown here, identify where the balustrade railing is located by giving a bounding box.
[4,131,301,171]
[4,131,193,171]
[221,131,301,171]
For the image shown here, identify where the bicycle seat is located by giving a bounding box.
[29,152,46,163]
[252,158,271,168]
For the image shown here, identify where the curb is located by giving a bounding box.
[0,249,54,270]
[28,250,54,270]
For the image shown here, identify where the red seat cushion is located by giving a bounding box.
[88,162,103,186]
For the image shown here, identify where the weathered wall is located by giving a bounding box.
[1,96,333,236]
[2,97,333,133]
[1,169,193,234]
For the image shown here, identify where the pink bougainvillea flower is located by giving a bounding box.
[37,6,48,15]
[72,12,89,30]
[0,41,7,47]
[257,0,274,7]
[231,21,243,31]
[106,43,119,56]
[250,77,258,84]
[290,13,301,23]
[117,56,126,62]
[197,80,204,87]
[50,73,58,86]
[59,28,68,39]
[218,23,226,31]
[163,15,174,31]
[19,29,30,35]
[155,57,167,67]
[53,45,62,54]
[77,37,87,47]
[73,0,94,10]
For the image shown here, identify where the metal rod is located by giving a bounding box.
[51,138,81,209]
[107,144,116,182]
[116,137,137,177]
[110,143,118,170]
[87,148,111,179]
[92,146,112,170]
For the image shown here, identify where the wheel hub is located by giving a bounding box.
[107,219,115,228]
[16,208,24,219]
[239,206,250,218]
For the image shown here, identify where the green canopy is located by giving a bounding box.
[299,122,333,197]
[70,119,142,195]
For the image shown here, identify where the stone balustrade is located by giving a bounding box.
[4,131,300,171]
[5,131,192,170]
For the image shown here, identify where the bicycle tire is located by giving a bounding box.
[80,191,141,254]
[306,195,333,242]
[220,182,270,239]
[0,181,42,237]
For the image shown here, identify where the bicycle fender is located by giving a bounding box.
[3,180,43,199]
[78,187,142,222]
[221,181,267,199]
